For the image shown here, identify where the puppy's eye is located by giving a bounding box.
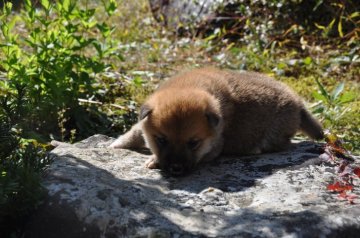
[155,135,168,146]
[187,139,201,150]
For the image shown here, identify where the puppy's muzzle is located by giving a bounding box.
[169,163,185,176]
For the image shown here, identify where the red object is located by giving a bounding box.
[337,191,358,204]
[338,191,347,198]
[327,182,353,192]
[353,167,360,178]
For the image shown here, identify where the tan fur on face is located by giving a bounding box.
[146,89,218,141]
[109,67,323,175]
[142,89,223,168]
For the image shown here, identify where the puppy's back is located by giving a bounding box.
[159,67,231,94]
[155,67,322,154]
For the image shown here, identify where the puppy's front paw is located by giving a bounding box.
[108,137,125,149]
[145,156,160,169]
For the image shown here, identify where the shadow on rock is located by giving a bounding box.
[162,141,323,193]
[23,135,359,237]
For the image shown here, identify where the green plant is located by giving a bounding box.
[313,1,359,40]
[0,88,51,237]
[0,0,119,141]
[311,79,359,151]
[312,79,355,125]
[194,0,359,52]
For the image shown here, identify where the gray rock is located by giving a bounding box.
[25,135,360,237]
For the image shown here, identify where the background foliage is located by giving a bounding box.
[0,88,50,236]
[0,0,359,236]
[0,0,132,142]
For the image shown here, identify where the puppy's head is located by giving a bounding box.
[141,89,222,176]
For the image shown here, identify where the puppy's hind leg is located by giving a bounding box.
[109,122,145,149]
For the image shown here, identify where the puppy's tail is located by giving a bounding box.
[300,108,324,140]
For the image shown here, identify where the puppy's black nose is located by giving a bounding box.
[169,163,184,175]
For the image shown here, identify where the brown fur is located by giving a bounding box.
[109,67,323,175]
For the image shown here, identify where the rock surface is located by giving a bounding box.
[24,135,360,237]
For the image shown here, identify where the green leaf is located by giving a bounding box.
[312,91,327,102]
[91,62,105,73]
[313,0,323,11]
[116,53,125,62]
[86,9,96,18]
[4,2,13,15]
[96,23,114,38]
[338,91,356,104]
[277,62,287,69]
[204,33,217,42]
[314,22,326,30]
[24,0,32,9]
[63,0,70,12]
[338,18,343,37]
[1,23,10,38]
[8,15,20,33]
[133,76,144,86]
[40,0,50,10]
[92,42,103,57]
[303,56,312,65]
[106,0,117,16]
[82,20,97,29]
[314,78,331,103]
[349,12,360,19]
[312,105,325,114]
[327,18,336,30]
[25,3,35,21]
[331,82,344,100]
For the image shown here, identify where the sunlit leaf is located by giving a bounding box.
[314,78,331,103]
[314,22,326,30]
[106,0,117,16]
[63,0,70,12]
[303,56,312,65]
[24,0,32,9]
[133,76,144,86]
[325,132,348,155]
[312,91,327,102]
[4,2,12,15]
[327,19,336,30]
[339,91,356,104]
[331,3,344,9]
[40,0,50,10]
[277,62,287,69]
[349,12,360,19]
[338,18,343,38]
[331,82,344,100]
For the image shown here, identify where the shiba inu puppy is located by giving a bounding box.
[109,67,323,175]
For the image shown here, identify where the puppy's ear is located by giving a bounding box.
[139,104,152,120]
[206,112,219,128]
